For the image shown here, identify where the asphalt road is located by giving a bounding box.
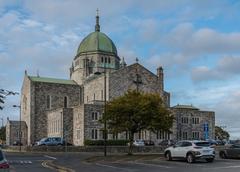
[4,151,240,172]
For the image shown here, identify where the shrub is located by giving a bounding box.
[84,139,129,146]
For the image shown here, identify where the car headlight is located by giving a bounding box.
[193,151,201,155]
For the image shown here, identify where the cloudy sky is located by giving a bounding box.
[0,0,240,138]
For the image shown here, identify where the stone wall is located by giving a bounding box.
[21,74,33,145]
[108,63,169,106]
[47,108,74,144]
[73,105,85,146]
[26,80,80,145]
[5,120,27,145]
[84,104,104,141]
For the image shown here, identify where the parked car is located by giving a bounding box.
[206,139,218,146]
[159,140,176,147]
[133,140,145,146]
[13,140,23,146]
[0,149,10,171]
[144,140,155,146]
[164,140,215,163]
[219,144,240,159]
[216,140,226,145]
[36,137,65,146]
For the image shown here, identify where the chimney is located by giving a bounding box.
[157,66,164,90]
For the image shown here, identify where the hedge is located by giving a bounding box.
[84,139,129,146]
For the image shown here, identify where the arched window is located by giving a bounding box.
[64,96,68,108]
[47,95,51,109]
[101,57,104,63]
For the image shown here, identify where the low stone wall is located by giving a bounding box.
[4,145,166,153]
[4,145,224,153]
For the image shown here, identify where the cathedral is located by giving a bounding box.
[6,14,215,146]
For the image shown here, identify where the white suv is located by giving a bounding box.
[164,140,215,163]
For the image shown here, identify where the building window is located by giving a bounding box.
[91,129,98,139]
[192,132,200,139]
[105,57,107,63]
[93,93,95,101]
[101,57,104,63]
[192,118,200,124]
[101,90,103,100]
[47,95,51,109]
[77,129,81,140]
[183,132,188,140]
[157,130,170,140]
[108,57,111,64]
[181,117,188,124]
[64,96,68,108]
[91,112,99,121]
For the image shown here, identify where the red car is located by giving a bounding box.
[0,149,9,171]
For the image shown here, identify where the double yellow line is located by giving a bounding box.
[42,160,75,172]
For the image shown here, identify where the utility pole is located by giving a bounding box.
[13,105,21,152]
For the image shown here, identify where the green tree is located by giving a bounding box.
[215,126,230,140]
[103,90,174,155]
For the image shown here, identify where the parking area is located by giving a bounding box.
[85,155,240,172]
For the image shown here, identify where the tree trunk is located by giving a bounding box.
[128,131,134,155]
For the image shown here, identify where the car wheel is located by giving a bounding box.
[219,151,227,159]
[186,153,195,163]
[165,151,172,161]
[206,158,214,162]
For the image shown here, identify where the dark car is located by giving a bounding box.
[144,140,155,146]
[159,140,176,147]
[13,140,23,146]
[219,144,240,159]
[0,149,10,171]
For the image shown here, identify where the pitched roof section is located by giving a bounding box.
[172,104,199,110]
[28,76,78,85]
[9,120,27,126]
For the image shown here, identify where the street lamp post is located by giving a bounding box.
[94,65,107,156]
[13,105,21,152]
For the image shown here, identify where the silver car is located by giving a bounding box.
[36,137,64,146]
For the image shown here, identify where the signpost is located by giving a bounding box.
[203,123,209,140]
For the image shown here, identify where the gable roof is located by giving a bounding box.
[8,120,27,126]
[113,63,158,78]
[28,76,78,85]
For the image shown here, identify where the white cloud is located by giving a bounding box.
[191,56,240,82]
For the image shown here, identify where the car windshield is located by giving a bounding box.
[40,138,47,142]
[194,142,211,147]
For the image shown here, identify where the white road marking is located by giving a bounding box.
[129,161,173,169]
[44,155,57,160]
[207,165,240,169]
[95,162,134,171]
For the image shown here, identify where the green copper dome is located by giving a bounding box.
[77,31,117,55]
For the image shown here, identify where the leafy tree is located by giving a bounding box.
[215,126,230,140]
[103,90,174,155]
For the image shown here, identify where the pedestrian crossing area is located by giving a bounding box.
[8,160,32,164]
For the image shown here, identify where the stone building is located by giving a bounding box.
[6,118,27,145]
[6,13,215,146]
